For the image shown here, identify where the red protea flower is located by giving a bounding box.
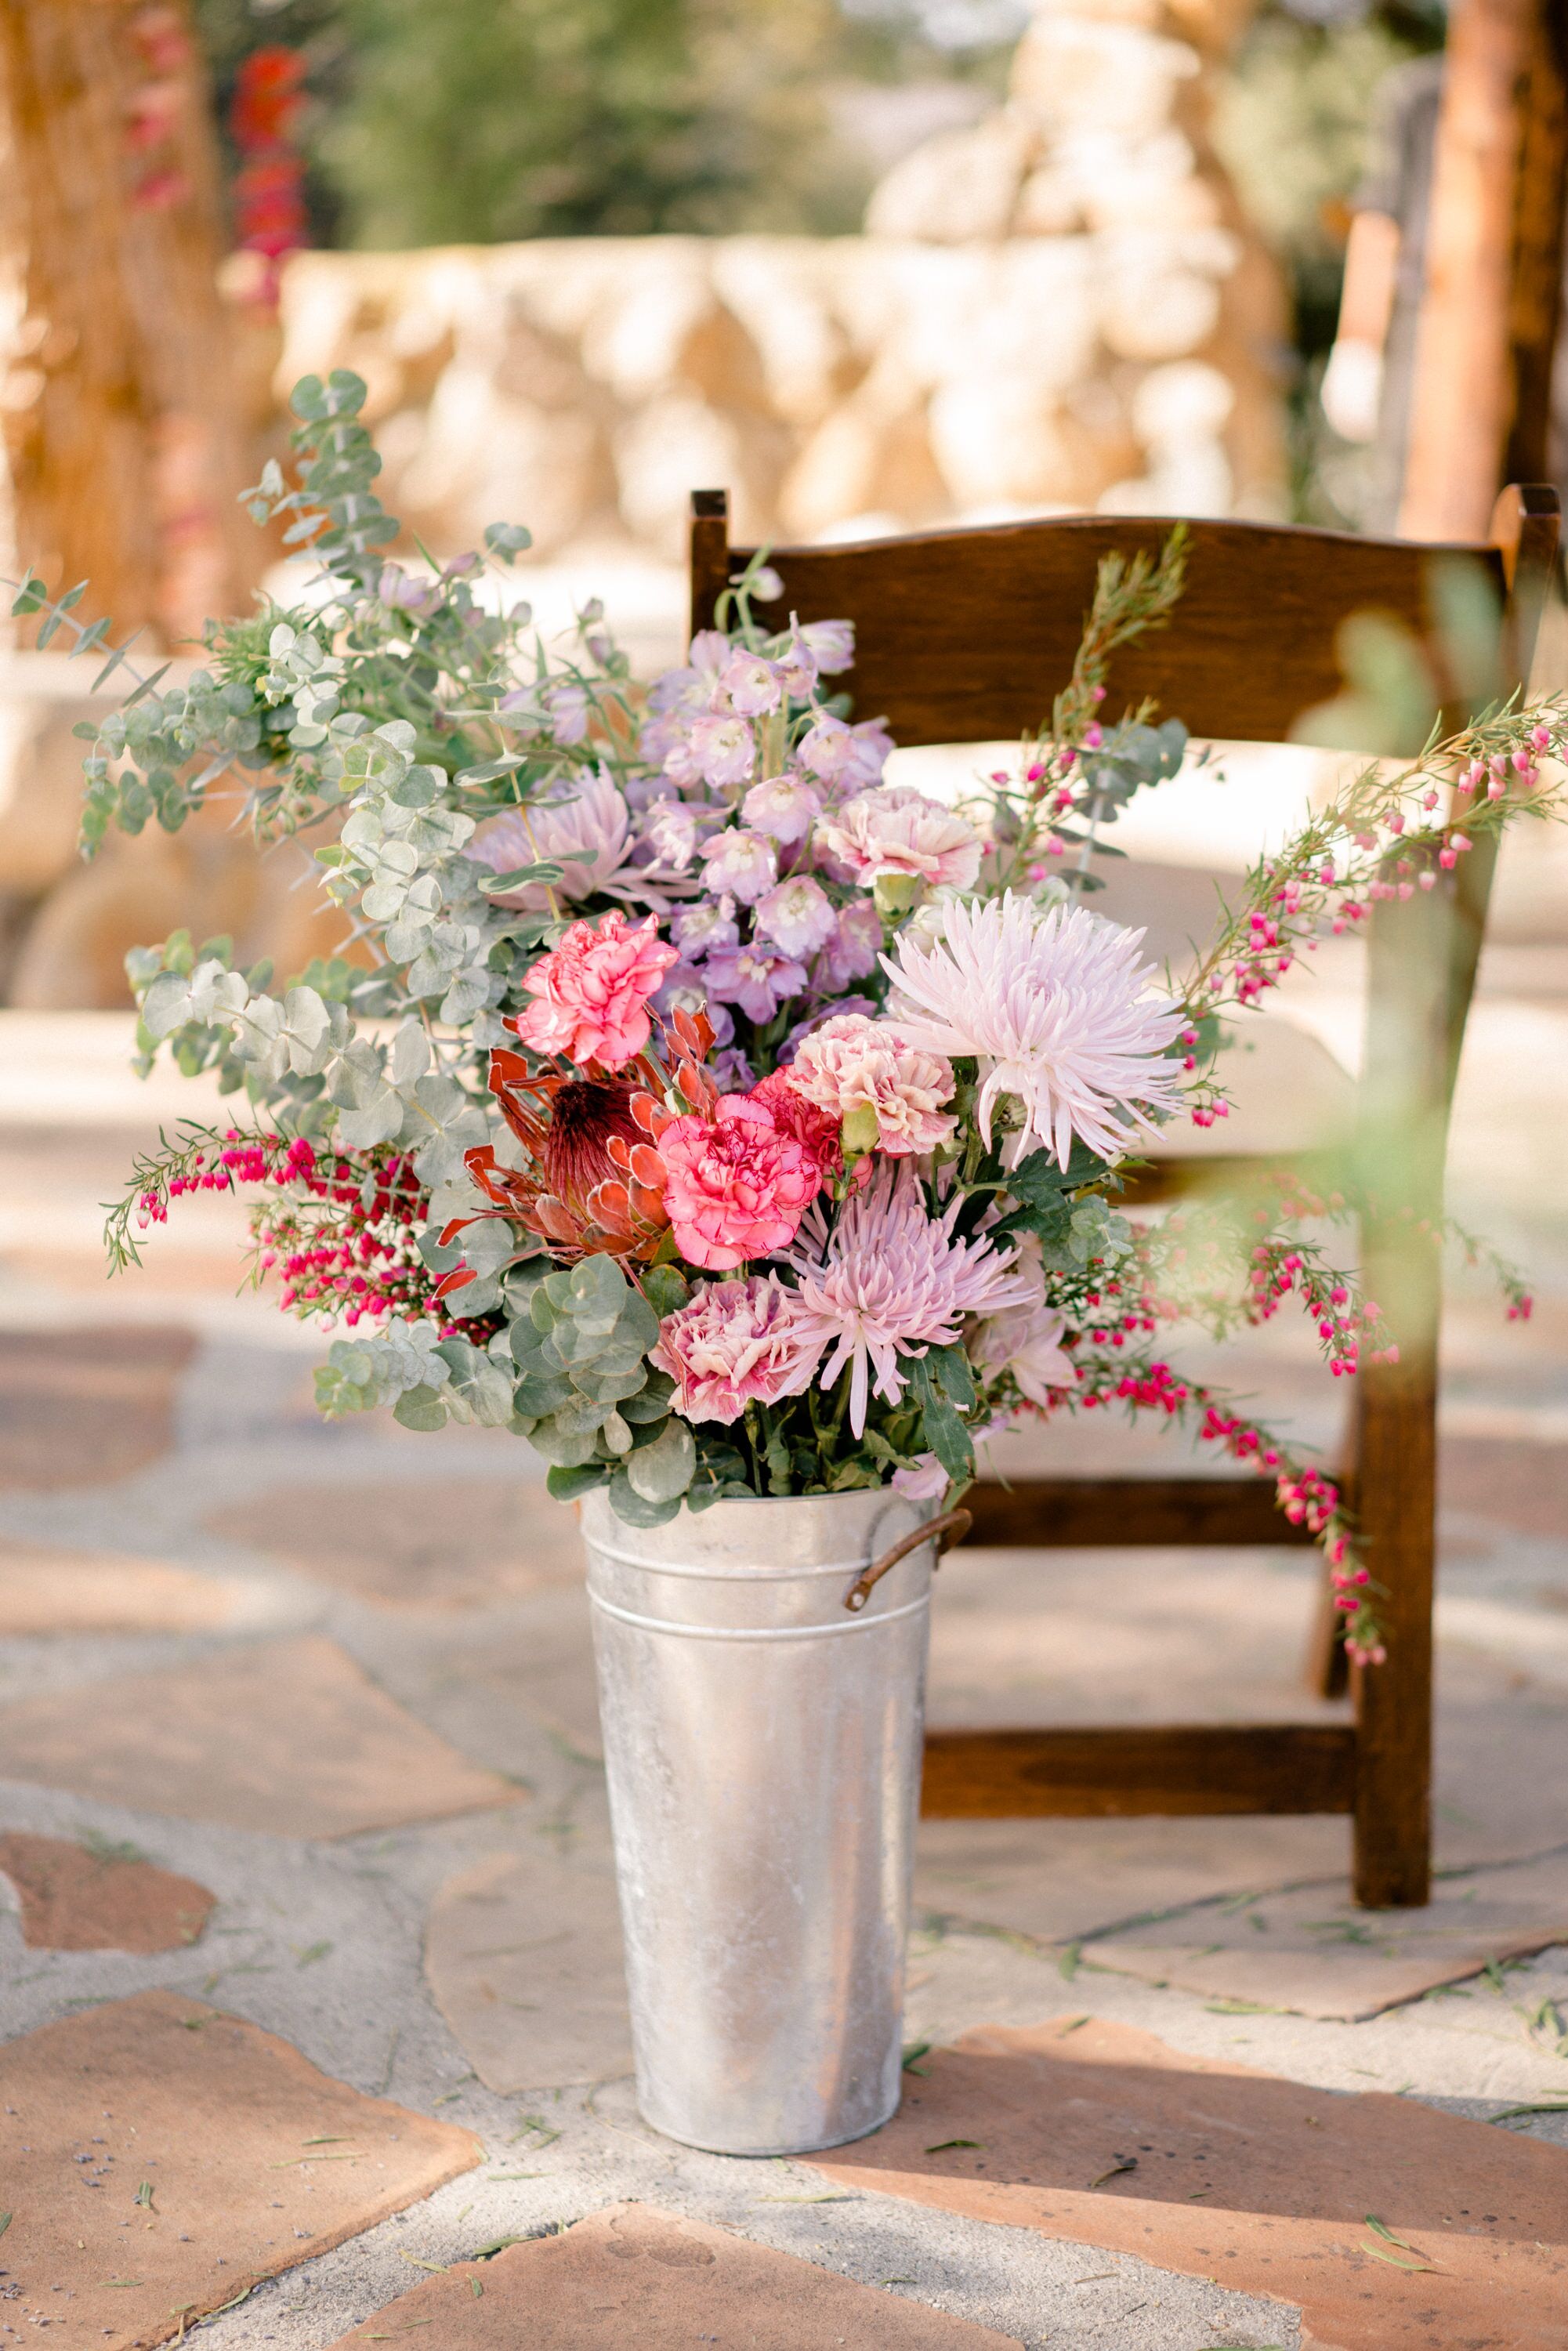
[436,1005,719,1287]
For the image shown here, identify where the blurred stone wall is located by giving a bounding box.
[2,0,1287,1007]
[272,2,1286,557]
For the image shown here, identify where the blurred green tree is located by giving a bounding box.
[194,0,1010,247]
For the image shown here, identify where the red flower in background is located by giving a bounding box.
[230,45,309,304]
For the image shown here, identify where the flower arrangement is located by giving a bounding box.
[39,371,1566,1668]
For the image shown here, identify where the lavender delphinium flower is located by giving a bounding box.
[689,713,756,792]
[743,773,821,844]
[753,875,838,958]
[697,829,777,904]
[704,942,809,1022]
[672,897,740,961]
[813,900,883,989]
[719,651,784,717]
[799,618,856,674]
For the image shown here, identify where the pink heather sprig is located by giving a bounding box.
[110,1124,482,1336]
[1179,698,1568,1066]
[1056,1342,1382,1664]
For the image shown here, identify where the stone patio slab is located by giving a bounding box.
[0,1830,215,1951]
[0,1636,522,1838]
[813,2015,1568,2351]
[425,1846,632,2092]
[1082,1847,1568,2019]
[0,1325,194,1487]
[328,2202,1023,2350]
[0,1990,480,2351]
[914,1813,1351,1945]
[205,1478,582,1611]
[0,1539,241,1633]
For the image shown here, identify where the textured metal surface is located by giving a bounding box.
[581,1485,935,2157]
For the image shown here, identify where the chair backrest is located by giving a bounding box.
[689,489,1560,752]
[688,487,1560,1147]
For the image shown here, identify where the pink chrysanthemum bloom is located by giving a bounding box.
[815,786,982,892]
[883,891,1185,1163]
[650,1273,827,1424]
[514,911,679,1071]
[969,1298,1074,1406]
[465,769,639,910]
[784,1162,1035,1434]
[785,1014,956,1157]
[659,1090,826,1271]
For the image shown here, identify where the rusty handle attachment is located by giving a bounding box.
[843,1506,972,1613]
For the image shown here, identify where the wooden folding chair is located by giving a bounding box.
[690,483,1560,1907]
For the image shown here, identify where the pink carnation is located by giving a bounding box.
[650,1273,827,1424]
[514,911,679,1071]
[785,1014,956,1156]
[659,1089,826,1271]
[815,786,982,892]
[747,1069,841,1174]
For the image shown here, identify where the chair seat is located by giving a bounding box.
[1154,1015,1356,1167]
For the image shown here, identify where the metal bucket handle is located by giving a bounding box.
[843,1506,972,1613]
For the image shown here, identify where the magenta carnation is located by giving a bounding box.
[650,1273,827,1423]
[514,910,679,1070]
[659,1089,826,1271]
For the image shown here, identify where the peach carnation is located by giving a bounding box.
[514,911,679,1070]
[650,1273,827,1424]
[814,785,981,892]
[784,1014,956,1157]
[659,1089,826,1272]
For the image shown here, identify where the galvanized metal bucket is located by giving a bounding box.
[581,1483,940,2157]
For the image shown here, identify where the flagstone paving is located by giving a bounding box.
[1083,1848,1568,2020]
[0,1991,480,2351]
[3,1003,1568,2351]
[0,1637,523,1838]
[813,2016,1568,2351]
[320,2203,1027,2351]
[0,1539,248,1634]
[0,1327,194,1488]
[424,1842,633,2094]
[0,1830,215,1952]
[203,1479,588,1613]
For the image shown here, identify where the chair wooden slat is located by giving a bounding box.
[694,505,1507,749]
[922,1725,1357,1819]
[963,1477,1320,1550]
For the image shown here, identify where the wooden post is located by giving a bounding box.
[1400,0,1568,539]
[688,489,730,650]
[1350,484,1559,1907]
[0,0,250,643]
[1349,883,1449,1908]
[1503,2,1568,487]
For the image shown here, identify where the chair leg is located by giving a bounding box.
[1305,1563,1350,1701]
[1350,1343,1436,1908]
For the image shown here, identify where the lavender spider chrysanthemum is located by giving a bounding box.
[784,1162,1035,1436]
